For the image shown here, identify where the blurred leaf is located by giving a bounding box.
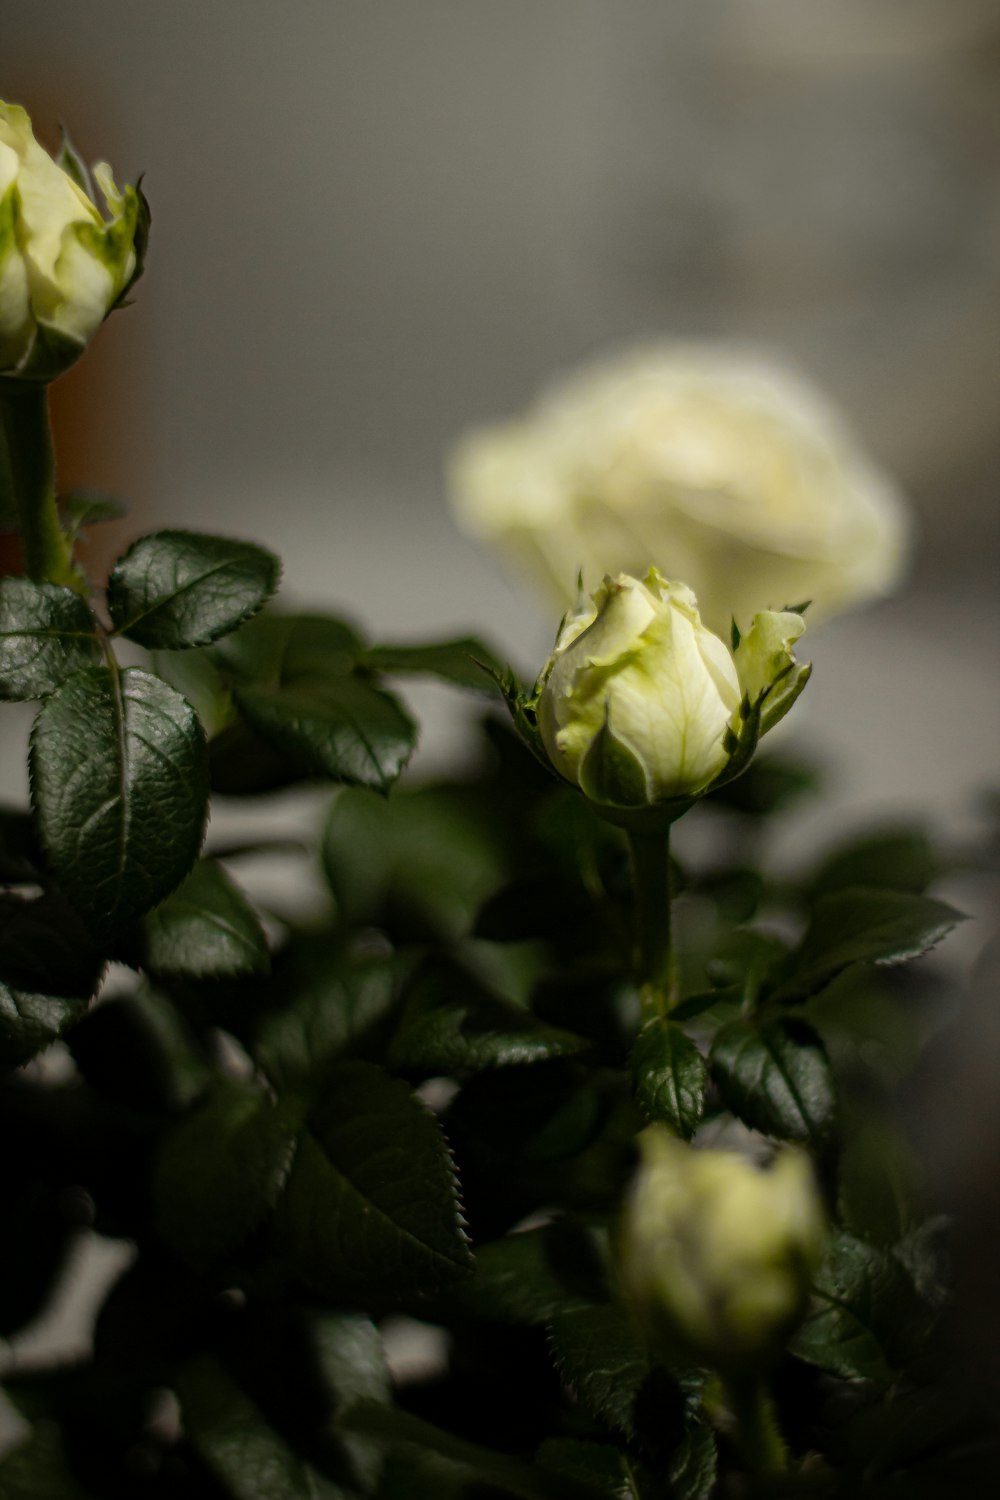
[710,1016,836,1146]
[792,1230,930,1384]
[0,982,88,1070]
[107,529,280,649]
[152,1080,301,1269]
[276,1061,473,1305]
[254,950,401,1093]
[62,486,127,539]
[362,636,504,694]
[337,1401,610,1500]
[705,930,789,1010]
[69,988,212,1114]
[210,611,362,684]
[546,1304,694,1455]
[142,857,270,978]
[234,676,415,794]
[152,645,232,737]
[0,1420,94,1498]
[0,889,102,998]
[0,1174,85,1337]
[323,784,505,938]
[705,752,820,816]
[774,888,965,1004]
[807,827,943,901]
[630,1019,706,1139]
[30,667,208,935]
[389,961,588,1075]
[456,1220,609,1326]
[0,579,101,701]
[175,1354,347,1499]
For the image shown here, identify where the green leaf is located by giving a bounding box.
[152,1081,301,1269]
[547,1304,696,1452]
[107,529,280,649]
[62,486,127,541]
[141,857,269,978]
[0,982,88,1070]
[0,579,100,700]
[338,1400,610,1500]
[254,951,401,1093]
[792,1230,929,1384]
[69,988,212,1114]
[0,889,102,998]
[30,667,208,934]
[234,676,415,793]
[630,1020,706,1139]
[389,965,588,1075]
[362,636,504,694]
[210,611,363,684]
[709,1016,836,1145]
[175,1354,347,1500]
[0,1420,94,1498]
[808,827,942,900]
[275,1060,473,1305]
[456,1220,609,1326]
[774,887,965,1003]
[537,1427,716,1500]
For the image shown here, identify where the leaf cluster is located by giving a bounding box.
[0,526,996,1498]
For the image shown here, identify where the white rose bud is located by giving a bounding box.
[0,101,147,383]
[536,568,808,811]
[620,1128,825,1375]
[448,343,909,636]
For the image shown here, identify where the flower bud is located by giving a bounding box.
[0,101,147,383]
[536,569,807,811]
[620,1128,825,1375]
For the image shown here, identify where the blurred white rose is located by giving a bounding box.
[448,344,909,636]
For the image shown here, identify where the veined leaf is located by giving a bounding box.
[710,1016,836,1146]
[30,667,208,934]
[234,676,415,793]
[362,636,504,694]
[630,1019,706,1139]
[0,579,100,700]
[774,887,965,1003]
[142,857,269,978]
[275,1061,473,1305]
[0,982,87,1071]
[152,1081,302,1269]
[107,529,280,649]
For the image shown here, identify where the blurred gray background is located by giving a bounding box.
[2,0,998,833]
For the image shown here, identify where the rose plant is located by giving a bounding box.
[0,101,995,1500]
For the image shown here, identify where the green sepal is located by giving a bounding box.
[577,705,650,809]
[490,662,556,775]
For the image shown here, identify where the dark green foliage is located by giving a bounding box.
[0,513,987,1498]
[107,529,281,649]
[630,1019,707,1138]
[0,579,100,699]
[30,666,209,934]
